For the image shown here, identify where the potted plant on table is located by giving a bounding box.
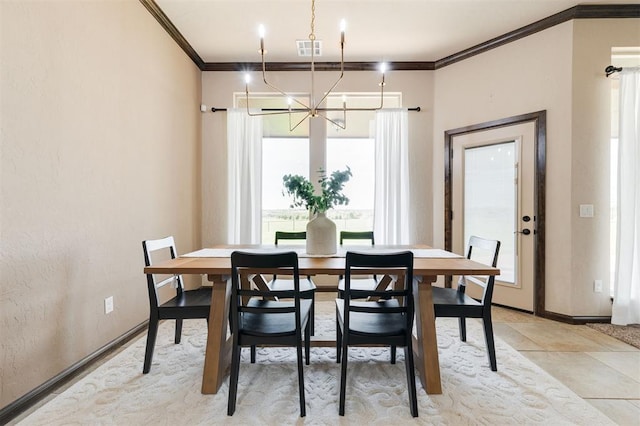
[282,167,352,255]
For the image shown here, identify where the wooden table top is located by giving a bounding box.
[144,245,500,277]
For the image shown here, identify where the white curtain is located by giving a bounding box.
[373,109,410,244]
[612,67,640,325]
[227,109,263,244]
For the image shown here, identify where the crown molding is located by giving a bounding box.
[201,61,436,72]
[140,2,640,72]
[139,0,205,70]
[435,4,640,68]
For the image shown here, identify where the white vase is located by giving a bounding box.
[306,212,337,255]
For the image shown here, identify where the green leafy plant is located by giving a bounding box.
[282,167,352,214]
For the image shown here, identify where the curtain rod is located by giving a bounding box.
[605,65,623,77]
[209,106,421,112]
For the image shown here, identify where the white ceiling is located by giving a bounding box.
[154,0,637,64]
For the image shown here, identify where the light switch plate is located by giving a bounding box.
[105,296,114,314]
[579,204,594,218]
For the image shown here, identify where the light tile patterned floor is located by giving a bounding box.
[491,303,640,425]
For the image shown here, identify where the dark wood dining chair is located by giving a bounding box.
[141,236,211,374]
[228,251,312,417]
[336,251,418,417]
[336,231,401,362]
[432,235,501,371]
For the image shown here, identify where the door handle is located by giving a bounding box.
[515,229,531,235]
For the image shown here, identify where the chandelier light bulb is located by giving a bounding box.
[258,24,265,38]
[380,62,387,74]
[244,73,251,84]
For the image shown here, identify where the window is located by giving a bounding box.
[262,137,309,243]
[326,137,375,234]
[236,92,401,244]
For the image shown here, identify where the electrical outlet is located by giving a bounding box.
[594,280,603,293]
[104,296,114,314]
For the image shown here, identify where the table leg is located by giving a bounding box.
[201,275,232,394]
[412,276,442,394]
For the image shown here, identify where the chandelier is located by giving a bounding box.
[243,0,387,131]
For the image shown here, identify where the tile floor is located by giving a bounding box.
[491,305,640,425]
[8,296,640,425]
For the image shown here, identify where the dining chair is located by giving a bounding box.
[141,236,211,374]
[228,251,312,417]
[336,251,418,417]
[432,235,501,371]
[336,231,401,362]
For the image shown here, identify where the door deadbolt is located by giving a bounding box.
[522,215,531,222]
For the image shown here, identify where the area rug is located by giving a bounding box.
[586,323,640,349]
[17,316,614,425]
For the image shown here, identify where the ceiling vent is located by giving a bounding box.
[296,40,322,57]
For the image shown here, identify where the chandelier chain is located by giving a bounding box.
[309,0,316,41]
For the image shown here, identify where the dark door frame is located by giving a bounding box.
[444,111,546,315]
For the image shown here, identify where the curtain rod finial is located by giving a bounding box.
[605,65,622,77]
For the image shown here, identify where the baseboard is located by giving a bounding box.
[540,310,611,325]
[491,303,611,325]
[492,302,534,315]
[0,321,148,425]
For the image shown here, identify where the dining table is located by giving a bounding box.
[143,244,500,396]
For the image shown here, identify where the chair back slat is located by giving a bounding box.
[339,231,375,246]
[154,275,177,290]
[275,231,306,245]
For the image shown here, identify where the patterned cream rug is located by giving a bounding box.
[17,316,614,425]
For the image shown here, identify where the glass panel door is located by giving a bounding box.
[464,142,516,283]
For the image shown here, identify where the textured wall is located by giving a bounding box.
[0,1,201,407]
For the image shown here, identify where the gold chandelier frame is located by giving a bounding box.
[243,0,387,131]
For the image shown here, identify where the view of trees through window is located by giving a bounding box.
[261,137,374,244]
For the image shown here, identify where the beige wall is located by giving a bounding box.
[200,71,435,247]
[433,18,640,316]
[0,1,201,407]
[571,19,640,316]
